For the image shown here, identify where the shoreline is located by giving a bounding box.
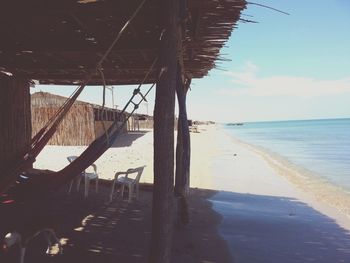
[220,127,350,230]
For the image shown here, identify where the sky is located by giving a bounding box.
[33,0,350,123]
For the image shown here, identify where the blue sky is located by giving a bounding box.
[34,0,350,123]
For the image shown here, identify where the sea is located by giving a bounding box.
[224,118,350,193]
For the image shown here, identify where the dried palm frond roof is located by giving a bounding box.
[31,92,115,112]
[0,0,246,85]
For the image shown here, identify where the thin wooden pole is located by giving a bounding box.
[149,0,178,261]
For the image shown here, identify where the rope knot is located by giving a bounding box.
[96,63,103,72]
[133,88,140,95]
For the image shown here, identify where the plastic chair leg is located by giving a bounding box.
[110,180,116,201]
[84,178,90,198]
[136,183,139,200]
[68,180,74,194]
[19,247,26,263]
[128,184,134,203]
[76,177,82,191]
[95,179,99,193]
[43,231,52,254]
[121,185,125,197]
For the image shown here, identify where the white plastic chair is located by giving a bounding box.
[67,156,99,198]
[109,166,146,202]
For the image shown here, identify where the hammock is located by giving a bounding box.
[0,79,89,195]
[0,0,147,195]
[5,63,161,201]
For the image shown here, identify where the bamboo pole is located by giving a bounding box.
[149,0,178,261]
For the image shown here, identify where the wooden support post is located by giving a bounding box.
[174,0,190,226]
[0,75,32,182]
[149,0,178,262]
[175,69,191,226]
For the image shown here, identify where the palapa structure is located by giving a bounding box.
[0,0,246,262]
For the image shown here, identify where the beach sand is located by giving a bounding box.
[6,125,350,262]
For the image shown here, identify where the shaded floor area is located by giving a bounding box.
[111,131,149,148]
[210,191,350,263]
[0,185,232,263]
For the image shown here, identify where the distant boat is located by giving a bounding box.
[227,123,244,126]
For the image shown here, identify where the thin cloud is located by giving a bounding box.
[222,62,350,97]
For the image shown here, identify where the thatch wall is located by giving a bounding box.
[31,92,133,146]
[32,92,97,146]
[31,105,95,146]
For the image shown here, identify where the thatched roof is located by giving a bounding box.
[31,92,90,107]
[0,0,246,85]
[32,91,114,111]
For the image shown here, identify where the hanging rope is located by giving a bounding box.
[98,66,110,145]
[93,56,159,146]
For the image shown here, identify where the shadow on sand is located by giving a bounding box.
[210,191,350,263]
[0,186,230,263]
[110,131,149,148]
[2,187,350,263]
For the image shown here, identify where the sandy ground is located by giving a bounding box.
[2,125,350,262]
[33,130,155,183]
